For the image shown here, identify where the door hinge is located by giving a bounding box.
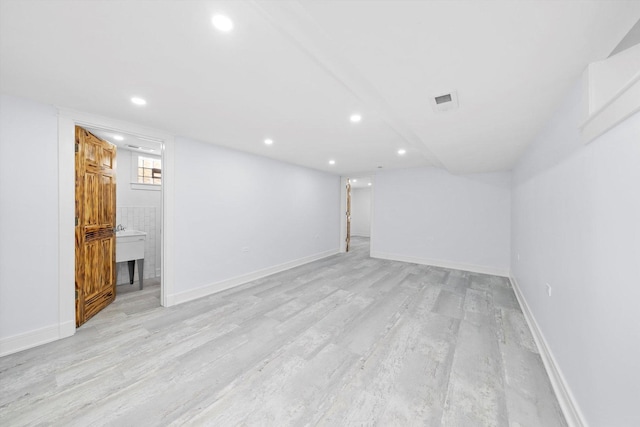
[75,142,79,153]
[75,216,78,226]
[75,290,78,300]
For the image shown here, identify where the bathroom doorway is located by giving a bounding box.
[346,175,373,253]
[85,126,164,313]
[58,111,173,340]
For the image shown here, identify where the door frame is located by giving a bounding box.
[339,176,348,253]
[339,175,376,254]
[58,108,175,338]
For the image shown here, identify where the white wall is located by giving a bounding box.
[116,149,162,207]
[0,93,342,354]
[371,167,510,276]
[512,82,640,427]
[171,136,340,303]
[350,187,371,237]
[0,94,59,345]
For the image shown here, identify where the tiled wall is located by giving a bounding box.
[115,207,161,284]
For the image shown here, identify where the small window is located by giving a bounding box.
[137,156,161,185]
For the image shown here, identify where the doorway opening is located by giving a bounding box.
[84,127,163,315]
[71,122,166,327]
[342,175,373,255]
[58,111,173,340]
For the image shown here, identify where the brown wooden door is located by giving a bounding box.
[346,180,352,252]
[75,126,117,326]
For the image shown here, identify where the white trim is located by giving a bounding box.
[130,183,161,191]
[509,275,587,427]
[370,251,509,277]
[56,108,175,341]
[339,177,348,253]
[581,71,640,144]
[0,323,68,357]
[167,249,338,306]
[58,320,76,342]
[367,175,375,256]
[161,136,175,307]
[57,115,76,341]
[58,108,172,141]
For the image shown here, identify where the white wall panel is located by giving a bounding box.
[372,167,510,275]
[172,137,340,301]
[0,94,59,347]
[512,81,640,426]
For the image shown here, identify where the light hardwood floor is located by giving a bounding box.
[0,237,566,426]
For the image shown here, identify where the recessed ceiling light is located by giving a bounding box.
[352,179,357,183]
[350,114,362,123]
[131,97,146,106]
[113,135,124,141]
[126,144,154,153]
[368,182,372,186]
[398,149,406,155]
[329,160,336,165]
[212,14,233,32]
[264,139,273,145]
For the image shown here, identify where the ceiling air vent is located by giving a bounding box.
[431,90,459,112]
[435,94,452,104]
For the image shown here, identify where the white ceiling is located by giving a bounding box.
[86,127,162,156]
[349,176,374,189]
[1,1,638,175]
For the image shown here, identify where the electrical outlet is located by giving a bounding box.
[241,247,249,253]
[546,283,552,297]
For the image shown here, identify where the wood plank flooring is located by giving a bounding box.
[0,237,566,426]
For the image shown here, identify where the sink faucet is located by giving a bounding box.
[116,224,125,231]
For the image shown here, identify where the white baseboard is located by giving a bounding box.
[166,249,339,306]
[509,275,587,427]
[370,251,509,277]
[58,320,75,339]
[0,323,70,357]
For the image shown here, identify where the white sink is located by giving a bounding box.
[116,229,147,289]
[116,230,146,263]
[116,230,147,238]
